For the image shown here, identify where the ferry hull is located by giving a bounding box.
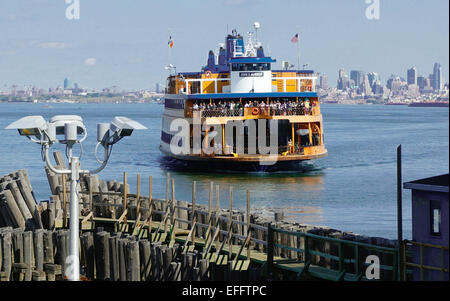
[159,146,327,172]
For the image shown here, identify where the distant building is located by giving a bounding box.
[433,63,442,92]
[319,74,328,90]
[417,76,428,91]
[372,83,384,95]
[404,174,449,281]
[64,77,72,89]
[361,75,372,96]
[407,67,417,85]
[367,72,380,89]
[407,84,420,97]
[337,69,350,91]
[350,70,364,89]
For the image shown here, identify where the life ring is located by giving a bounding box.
[252,107,260,115]
[205,70,212,78]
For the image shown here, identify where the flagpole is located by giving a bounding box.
[297,37,300,71]
[168,28,172,75]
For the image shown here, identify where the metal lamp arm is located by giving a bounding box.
[44,144,70,175]
[88,143,110,175]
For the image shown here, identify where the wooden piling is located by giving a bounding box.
[43,230,54,264]
[128,240,140,281]
[0,190,26,230]
[33,229,44,271]
[0,230,12,280]
[109,235,119,281]
[11,228,24,264]
[139,240,151,281]
[94,231,110,280]
[118,238,127,281]
[23,231,33,280]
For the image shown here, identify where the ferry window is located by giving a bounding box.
[430,200,441,236]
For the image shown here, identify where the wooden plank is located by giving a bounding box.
[81,212,94,224]
[123,172,127,223]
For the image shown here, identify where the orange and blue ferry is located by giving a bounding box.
[160,27,327,171]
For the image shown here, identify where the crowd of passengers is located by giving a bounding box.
[192,99,313,116]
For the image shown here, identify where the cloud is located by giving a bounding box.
[84,58,97,66]
[37,42,69,49]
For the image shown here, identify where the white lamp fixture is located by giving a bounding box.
[6,115,147,281]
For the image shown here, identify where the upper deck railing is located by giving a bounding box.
[170,75,318,95]
[196,106,315,118]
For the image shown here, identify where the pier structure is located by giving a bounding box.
[1,160,423,281]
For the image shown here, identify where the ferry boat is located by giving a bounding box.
[160,26,327,171]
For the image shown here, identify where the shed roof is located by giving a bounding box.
[403,174,449,193]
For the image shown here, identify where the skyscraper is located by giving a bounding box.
[337,69,350,91]
[433,63,442,92]
[63,77,72,89]
[407,67,417,85]
[367,72,380,89]
[417,76,427,91]
[350,70,365,88]
[361,75,372,96]
[320,74,328,90]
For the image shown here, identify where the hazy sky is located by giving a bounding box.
[0,0,448,90]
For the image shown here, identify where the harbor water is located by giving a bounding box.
[0,102,448,239]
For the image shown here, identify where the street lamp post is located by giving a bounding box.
[6,115,147,281]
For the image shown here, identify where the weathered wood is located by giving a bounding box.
[128,240,140,281]
[7,181,34,230]
[199,258,210,280]
[0,190,26,230]
[139,240,151,280]
[32,270,46,281]
[45,167,59,196]
[47,201,56,230]
[109,235,119,281]
[11,228,24,264]
[33,229,44,271]
[55,230,68,276]
[169,262,181,281]
[0,230,12,280]
[118,238,127,281]
[22,230,33,280]
[94,231,110,280]
[16,177,42,229]
[43,230,54,264]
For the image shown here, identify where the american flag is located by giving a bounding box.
[291,33,299,43]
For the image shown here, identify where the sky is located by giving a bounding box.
[0,0,448,91]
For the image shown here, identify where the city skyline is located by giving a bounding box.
[0,0,449,90]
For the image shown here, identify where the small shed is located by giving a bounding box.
[404,174,449,281]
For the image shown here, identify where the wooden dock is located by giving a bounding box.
[0,157,412,281]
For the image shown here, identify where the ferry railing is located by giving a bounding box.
[402,240,449,281]
[192,107,316,118]
[267,224,399,281]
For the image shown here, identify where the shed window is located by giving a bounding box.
[430,200,441,236]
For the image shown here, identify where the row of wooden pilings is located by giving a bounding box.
[2,162,400,281]
[0,225,258,281]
